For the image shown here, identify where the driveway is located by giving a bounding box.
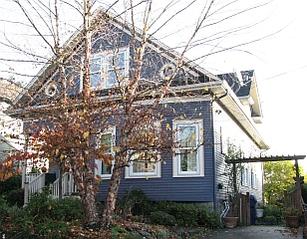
[204,226,303,239]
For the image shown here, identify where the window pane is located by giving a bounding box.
[90,58,102,72]
[117,52,126,68]
[102,162,112,174]
[107,52,126,69]
[100,133,112,153]
[180,149,197,172]
[178,125,197,147]
[90,73,102,89]
[133,160,156,173]
[106,70,117,88]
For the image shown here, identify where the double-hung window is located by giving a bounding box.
[95,127,116,178]
[125,151,161,178]
[173,119,204,177]
[89,48,129,90]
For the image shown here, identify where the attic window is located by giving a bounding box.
[90,48,129,90]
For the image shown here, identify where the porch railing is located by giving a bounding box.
[51,172,77,199]
[24,173,46,205]
[23,171,77,206]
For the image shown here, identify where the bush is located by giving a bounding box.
[154,201,197,226]
[52,197,84,221]
[119,189,152,217]
[263,204,283,224]
[153,201,220,227]
[4,190,83,238]
[0,197,10,227]
[198,207,220,228]
[150,211,176,226]
[5,188,24,207]
[0,175,22,194]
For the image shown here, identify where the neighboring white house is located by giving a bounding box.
[0,78,23,161]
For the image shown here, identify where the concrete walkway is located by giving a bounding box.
[204,226,303,239]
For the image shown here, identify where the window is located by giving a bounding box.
[89,48,129,90]
[125,152,161,178]
[95,127,116,178]
[245,168,249,186]
[173,119,204,177]
[241,168,245,186]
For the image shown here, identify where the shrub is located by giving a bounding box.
[35,218,69,239]
[263,204,283,224]
[52,197,84,221]
[5,188,24,207]
[154,201,199,226]
[0,175,21,194]
[119,189,152,217]
[150,211,176,226]
[6,191,81,238]
[198,207,220,228]
[0,197,10,227]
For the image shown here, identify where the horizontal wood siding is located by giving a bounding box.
[97,100,215,202]
[212,102,263,210]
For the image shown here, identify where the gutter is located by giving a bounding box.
[7,80,268,149]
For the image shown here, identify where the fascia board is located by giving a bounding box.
[211,81,269,150]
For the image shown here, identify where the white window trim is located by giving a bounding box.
[173,119,204,177]
[81,47,129,91]
[95,127,116,179]
[125,159,161,179]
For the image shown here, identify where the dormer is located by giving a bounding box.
[217,70,263,124]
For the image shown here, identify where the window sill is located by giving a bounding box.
[173,174,205,178]
[125,175,161,179]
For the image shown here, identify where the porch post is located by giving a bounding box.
[21,162,26,189]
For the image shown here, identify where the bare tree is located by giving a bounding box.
[1,0,273,228]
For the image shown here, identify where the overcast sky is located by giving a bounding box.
[0,0,306,168]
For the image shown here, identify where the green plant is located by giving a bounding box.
[154,201,199,226]
[0,175,22,194]
[52,197,84,221]
[198,207,221,228]
[119,188,152,217]
[263,204,283,224]
[35,218,69,239]
[5,188,24,207]
[150,211,176,226]
[0,197,10,227]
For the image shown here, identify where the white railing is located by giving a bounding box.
[51,172,77,199]
[23,171,77,206]
[24,173,46,205]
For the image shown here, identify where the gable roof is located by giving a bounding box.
[12,8,219,108]
[7,8,268,150]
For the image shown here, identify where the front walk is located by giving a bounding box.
[204,226,303,239]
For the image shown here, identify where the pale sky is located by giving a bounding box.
[0,1,306,168]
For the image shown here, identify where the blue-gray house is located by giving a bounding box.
[9,10,268,209]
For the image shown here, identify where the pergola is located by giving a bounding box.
[225,154,306,209]
[225,154,306,182]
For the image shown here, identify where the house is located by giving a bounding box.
[0,78,23,162]
[7,9,268,209]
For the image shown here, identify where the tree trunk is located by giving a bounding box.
[102,163,123,228]
[72,164,98,226]
[82,178,98,226]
